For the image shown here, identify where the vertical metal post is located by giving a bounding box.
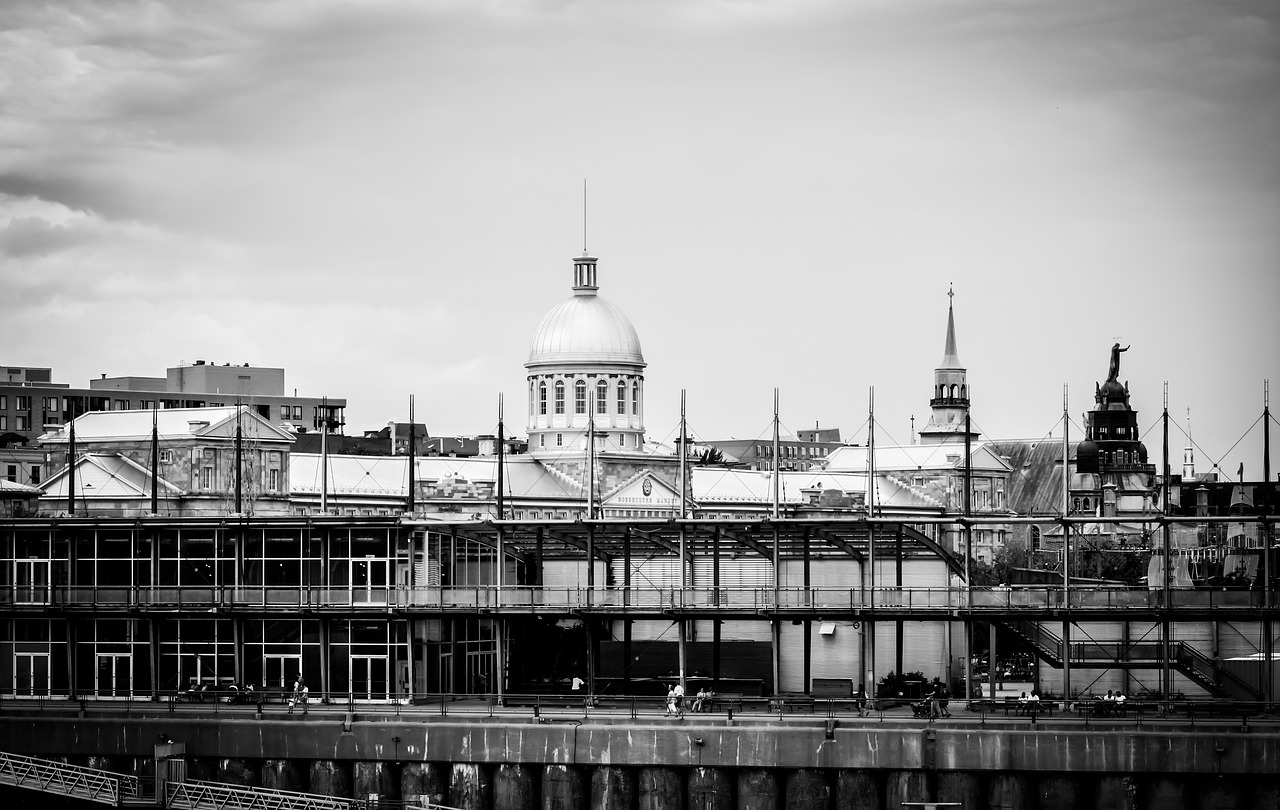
[1162,384,1172,699]
[678,391,688,695]
[1062,385,1071,701]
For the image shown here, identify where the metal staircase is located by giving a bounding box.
[1001,619,1263,699]
[0,750,140,806]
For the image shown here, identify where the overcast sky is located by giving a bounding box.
[3,1,1277,481]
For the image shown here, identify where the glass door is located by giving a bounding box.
[15,558,50,604]
[14,652,49,696]
[350,655,388,700]
[352,556,388,605]
[96,653,132,698]
[263,655,302,690]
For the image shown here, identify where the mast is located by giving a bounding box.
[234,401,243,514]
[964,410,973,700]
[407,395,416,514]
[496,394,505,520]
[587,410,596,520]
[1263,381,1273,704]
[678,389,688,694]
[67,401,77,516]
[151,401,159,514]
[320,396,329,514]
[1161,382,1172,698]
[866,386,877,699]
[1061,384,1071,700]
[771,388,781,697]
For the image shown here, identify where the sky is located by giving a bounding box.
[2,0,1278,482]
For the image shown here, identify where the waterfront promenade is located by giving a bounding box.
[0,693,1277,810]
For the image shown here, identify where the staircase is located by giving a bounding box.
[1001,620,1263,700]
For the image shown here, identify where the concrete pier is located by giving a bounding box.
[687,767,732,810]
[638,767,682,810]
[541,764,586,810]
[835,770,881,810]
[310,760,352,797]
[591,765,635,810]
[784,769,831,809]
[450,762,491,810]
[737,769,779,810]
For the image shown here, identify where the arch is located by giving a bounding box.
[949,384,958,398]
[539,382,547,416]
[554,381,565,415]
[574,380,587,415]
[596,380,608,415]
[617,380,626,415]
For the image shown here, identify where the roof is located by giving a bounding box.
[289,454,583,500]
[693,468,866,504]
[983,439,1077,516]
[0,478,41,496]
[527,292,645,368]
[39,406,296,445]
[824,443,1011,474]
[40,453,184,500]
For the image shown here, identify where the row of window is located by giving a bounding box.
[531,378,640,417]
[756,444,832,459]
[4,464,41,485]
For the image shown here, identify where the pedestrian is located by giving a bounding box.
[665,685,677,717]
[287,675,304,714]
[854,683,868,716]
[673,682,685,717]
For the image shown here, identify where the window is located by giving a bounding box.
[200,466,214,489]
[0,416,6,430]
[632,383,638,415]
[556,433,563,447]
[539,383,547,416]
[268,469,280,490]
[5,465,14,482]
[29,465,40,484]
[574,380,586,414]
[16,396,31,410]
[617,381,626,415]
[115,400,129,411]
[15,416,29,431]
[42,397,58,411]
[554,381,565,415]
[0,396,6,409]
[160,450,173,464]
[281,405,292,420]
[140,400,155,410]
[539,435,545,447]
[292,406,303,419]
[596,380,608,414]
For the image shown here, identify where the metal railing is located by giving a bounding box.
[0,750,127,806]
[0,584,1263,613]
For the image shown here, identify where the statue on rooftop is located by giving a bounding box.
[1107,343,1130,383]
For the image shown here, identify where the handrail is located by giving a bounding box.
[169,779,357,810]
[0,750,124,806]
[0,584,1262,613]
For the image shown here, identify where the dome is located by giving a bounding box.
[527,292,645,368]
[1076,439,1099,474]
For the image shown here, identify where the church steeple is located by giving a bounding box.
[919,286,979,445]
[940,285,962,369]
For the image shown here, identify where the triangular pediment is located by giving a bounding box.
[601,470,682,508]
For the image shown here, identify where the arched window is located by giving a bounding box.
[596,381,608,414]
[1082,497,1091,510]
[554,381,565,415]
[632,381,639,415]
[539,382,547,416]
[617,381,626,415]
[950,384,958,398]
[960,384,966,399]
[1073,498,1081,510]
[574,380,587,414]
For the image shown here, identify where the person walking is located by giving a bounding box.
[288,674,306,715]
[665,685,678,717]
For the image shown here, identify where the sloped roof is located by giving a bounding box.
[0,478,41,496]
[983,439,1078,516]
[289,454,583,500]
[39,406,295,445]
[693,468,866,504]
[824,443,1011,474]
[40,453,184,500]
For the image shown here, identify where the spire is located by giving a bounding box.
[940,284,962,368]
